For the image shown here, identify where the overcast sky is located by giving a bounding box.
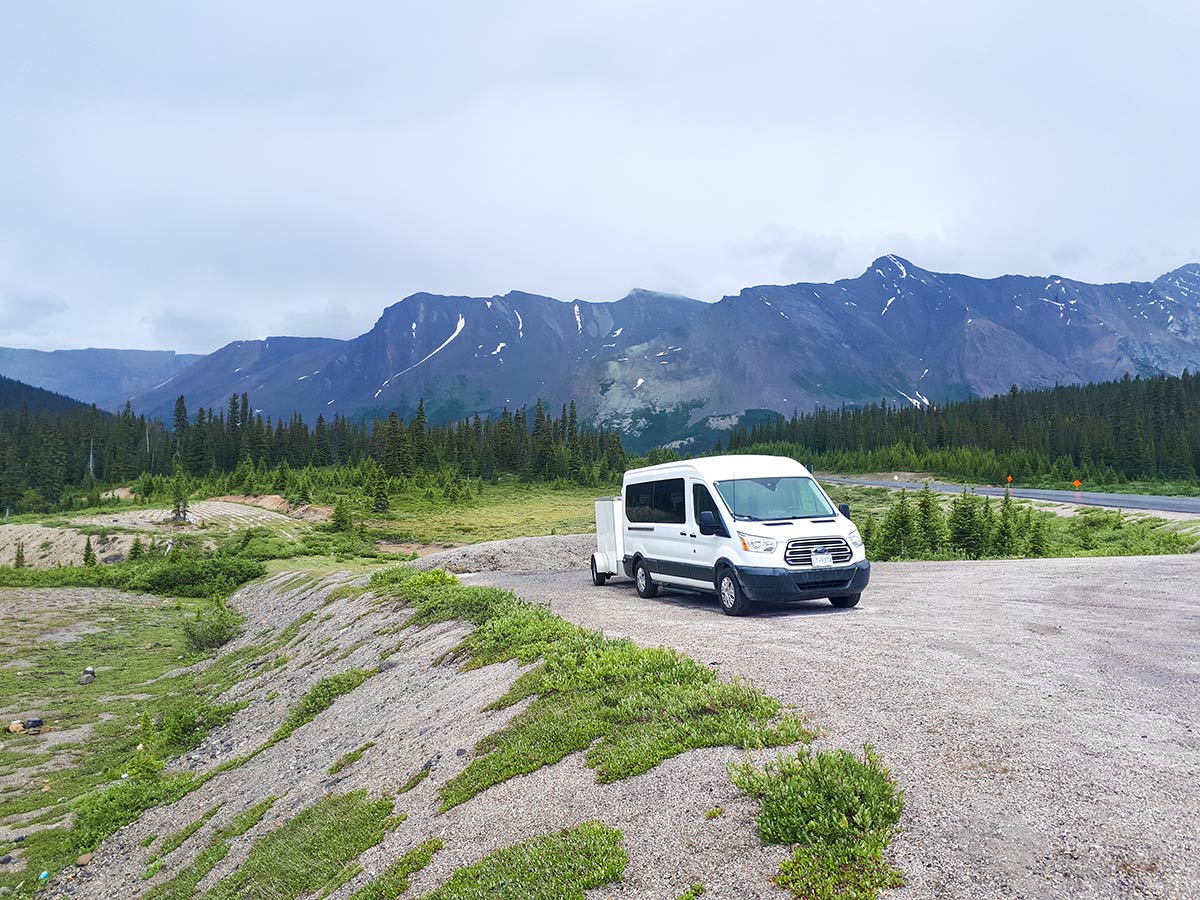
[2,1,1198,353]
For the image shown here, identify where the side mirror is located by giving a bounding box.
[838,503,851,519]
[699,510,718,535]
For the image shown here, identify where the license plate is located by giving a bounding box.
[811,552,834,568]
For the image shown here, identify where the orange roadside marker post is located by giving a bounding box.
[1072,479,1082,490]
[1006,475,1013,483]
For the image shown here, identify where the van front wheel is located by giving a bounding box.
[590,556,608,586]
[717,567,752,617]
[830,593,861,608]
[635,561,659,598]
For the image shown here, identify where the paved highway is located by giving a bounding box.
[820,475,1200,515]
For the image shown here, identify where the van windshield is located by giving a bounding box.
[714,476,834,521]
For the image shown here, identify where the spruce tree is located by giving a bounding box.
[372,473,390,514]
[1028,513,1049,557]
[331,497,354,533]
[947,489,979,557]
[13,541,25,568]
[915,484,946,555]
[128,537,145,561]
[83,537,96,567]
[172,464,189,522]
[992,488,1020,557]
[876,490,920,560]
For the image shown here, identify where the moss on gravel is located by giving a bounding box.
[367,567,812,811]
[348,838,443,900]
[417,821,626,900]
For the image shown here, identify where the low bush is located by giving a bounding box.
[183,602,243,653]
[730,746,905,899]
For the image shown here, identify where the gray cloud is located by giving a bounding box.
[1,0,1198,353]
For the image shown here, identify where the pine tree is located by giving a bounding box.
[876,490,920,560]
[171,464,189,521]
[13,541,25,568]
[992,488,1020,557]
[83,537,96,567]
[129,537,145,561]
[372,473,390,514]
[948,489,980,558]
[1028,513,1049,557]
[330,497,354,533]
[914,484,946,555]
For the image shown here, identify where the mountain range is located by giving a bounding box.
[3,257,1199,451]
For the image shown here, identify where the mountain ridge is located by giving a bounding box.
[4,257,1199,451]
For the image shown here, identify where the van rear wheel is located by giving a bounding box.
[830,593,860,608]
[590,556,608,586]
[634,561,658,598]
[717,567,752,617]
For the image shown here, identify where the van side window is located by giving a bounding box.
[693,484,728,536]
[626,478,686,524]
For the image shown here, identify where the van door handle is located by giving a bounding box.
[682,531,696,538]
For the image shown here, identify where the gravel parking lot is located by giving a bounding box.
[469,552,1200,900]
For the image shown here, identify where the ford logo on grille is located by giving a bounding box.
[814,546,827,553]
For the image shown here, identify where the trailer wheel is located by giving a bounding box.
[830,593,860,608]
[635,560,658,598]
[590,556,608,586]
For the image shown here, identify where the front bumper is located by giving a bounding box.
[736,560,871,602]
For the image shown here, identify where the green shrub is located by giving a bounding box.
[157,698,241,755]
[730,746,905,899]
[183,602,243,653]
[72,772,195,854]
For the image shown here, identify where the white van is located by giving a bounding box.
[591,454,869,616]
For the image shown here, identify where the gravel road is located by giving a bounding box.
[468,552,1200,900]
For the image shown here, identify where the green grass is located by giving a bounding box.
[144,797,276,900]
[198,791,398,900]
[704,806,723,820]
[398,764,431,794]
[676,885,706,900]
[329,741,375,775]
[367,478,609,546]
[730,746,905,899]
[271,669,375,744]
[367,567,812,811]
[348,838,444,900]
[0,589,334,897]
[417,821,627,900]
[157,803,223,857]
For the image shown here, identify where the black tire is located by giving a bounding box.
[590,556,608,586]
[716,566,753,617]
[634,560,658,598]
[830,593,861,608]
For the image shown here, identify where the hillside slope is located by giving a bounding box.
[0,347,202,410]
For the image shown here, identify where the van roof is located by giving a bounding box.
[623,454,812,483]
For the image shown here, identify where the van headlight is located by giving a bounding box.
[848,528,863,549]
[738,532,777,553]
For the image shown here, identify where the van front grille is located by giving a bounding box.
[785,537,853,567]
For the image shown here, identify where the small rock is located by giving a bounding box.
[379,658,400,672]
[78,674,95,685]
[0,854,12,864]
[455,748,467,757]
[76,853,93,866]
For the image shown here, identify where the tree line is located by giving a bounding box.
[722,371,1200,485]
[0,391,626,513]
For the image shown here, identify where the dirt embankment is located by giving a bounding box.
[49,569,792,900]
[0,524,137,568]
[410,533,595,573]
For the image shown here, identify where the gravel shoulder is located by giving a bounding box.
[469,549,1200,900]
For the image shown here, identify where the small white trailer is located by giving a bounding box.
[590,496,623,585]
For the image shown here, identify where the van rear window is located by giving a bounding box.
[626,478,686,524]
